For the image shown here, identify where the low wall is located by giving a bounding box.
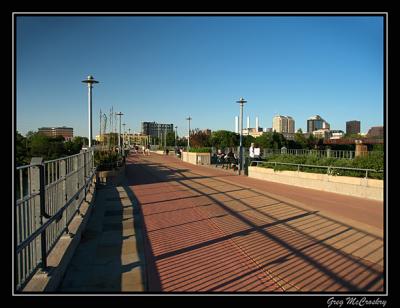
[248,166,383,201]
[182,152,211,165]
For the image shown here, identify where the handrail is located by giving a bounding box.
[14,149,96,291]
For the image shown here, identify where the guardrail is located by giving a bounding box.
[250,161,383,179]
[14,148,96,291]
[262,148,360,159]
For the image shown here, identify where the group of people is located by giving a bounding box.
[131,144,151,156]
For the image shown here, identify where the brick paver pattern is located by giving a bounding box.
[125,154,384,292]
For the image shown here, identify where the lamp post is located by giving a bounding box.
[81,75,99,148]
[175,126,178,148]
[236,98,247,175]
[186,116,192,150]
[128,128,131,148]
[123,123,126,151]
[116,112,123,155]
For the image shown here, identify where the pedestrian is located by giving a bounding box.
[249,143,255,161]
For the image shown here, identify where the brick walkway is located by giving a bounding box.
[125,153,384,293]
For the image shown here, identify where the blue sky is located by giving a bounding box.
[16,15,384,137]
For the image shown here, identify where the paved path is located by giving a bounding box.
[59,183,145,292]
[125,153,384,292]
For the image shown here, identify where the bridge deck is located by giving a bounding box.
[125,153,384,292]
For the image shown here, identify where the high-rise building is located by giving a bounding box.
[272,115,295,133]
[38,126,73,141]
[307,115,329,133]
[367,126,384,138]
[141,122,173,138]
[346,120,361,135]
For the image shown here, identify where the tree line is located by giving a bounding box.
[16,131,89,166]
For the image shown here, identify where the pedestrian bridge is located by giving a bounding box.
[14,150,384,293]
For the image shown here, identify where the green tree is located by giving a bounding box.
[166,131,176,147]
[190,131,212,148]
[210,130,239,149]
[294,129,307,149]
[16,131,29,165]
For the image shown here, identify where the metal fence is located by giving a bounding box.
[14,149,96,291]
[250,161,384,179]
[261,148,357,159]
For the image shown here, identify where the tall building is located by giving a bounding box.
[38,126,73,141]
[367,126,384,138]
[272,115,295,133]
[346,120,361,135]
[307,115,329,133]
[141,121,173,138]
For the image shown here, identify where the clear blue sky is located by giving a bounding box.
[16,15,384,137]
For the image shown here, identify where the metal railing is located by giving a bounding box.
[249,161,383,179]
[262,148,358,159]
[14,148,96,291]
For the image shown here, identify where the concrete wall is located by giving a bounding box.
[182,152,211,165]
[248,166,383,201]
[97,165,126,186]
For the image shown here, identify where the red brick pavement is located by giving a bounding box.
[124,153,384,292]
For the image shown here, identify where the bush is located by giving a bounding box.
[260,152,383,179]
[94,150,122,171]
[188,147,212,153]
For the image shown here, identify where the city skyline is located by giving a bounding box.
[16,15,384,137]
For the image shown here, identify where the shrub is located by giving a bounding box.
[188,147,212,153]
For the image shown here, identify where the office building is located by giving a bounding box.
[273,115,295,133]
[346,120,361,135]
[330,130,345,140]
[38,126,73,141]
[307,115,330,133]
[141,121,173,138]
[367,126,384,138]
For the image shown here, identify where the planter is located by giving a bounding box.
[182,152,211,165]
[97,164,125,186]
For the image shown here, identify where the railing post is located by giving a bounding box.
[60,159,68,234]
[30,157,47,270]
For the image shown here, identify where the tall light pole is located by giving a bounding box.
[175,126,178,148]
[123,123,126,151]
[81,75,99,148]
[128,128,131,148]
[116,112,123,155]
[186,116,192,150]
[236,98,247,175]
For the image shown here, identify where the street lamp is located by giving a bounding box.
[175,126,178,148]
[186,116,192,149]
[236,97,247,175]
[116,112,124,155]
[123,123,126,151]
[128,128,131,148]
[81,75,99,148]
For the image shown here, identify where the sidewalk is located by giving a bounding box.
[58,181,145,292]
[124,153,384,292]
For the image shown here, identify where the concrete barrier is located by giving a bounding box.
[182,152,211,165]
[248,166,383,201]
